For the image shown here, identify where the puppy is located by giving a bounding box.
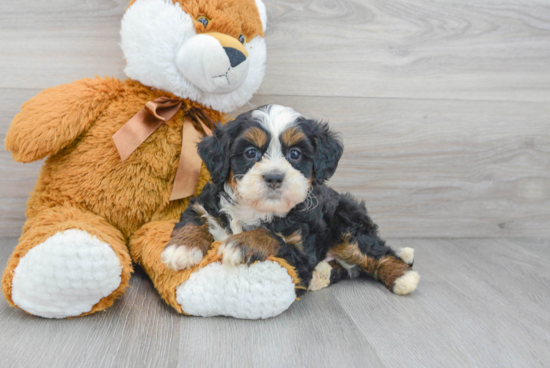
[161,105,420,295]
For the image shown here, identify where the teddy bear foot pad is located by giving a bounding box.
[11,229,123,319]
[176,260,296,319]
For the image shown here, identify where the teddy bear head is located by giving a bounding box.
[121,0,267,113]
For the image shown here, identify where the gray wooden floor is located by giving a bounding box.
[1,236,549,368]
[1,0,550,367]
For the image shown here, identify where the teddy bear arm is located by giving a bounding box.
[5,77,124,163]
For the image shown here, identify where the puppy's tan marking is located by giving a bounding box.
[192,203,208,217]
[228,170,238,191]
[277,231,303,252]
[168,222,213,254]
[244,127,268,148]
[220,228,280,265]
[281,127,306,147]
[331,236,413,292]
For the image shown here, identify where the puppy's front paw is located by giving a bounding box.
[393,270,420,295]
[161,244,204,271]
[308,261,332,291]
[218,235,269,266]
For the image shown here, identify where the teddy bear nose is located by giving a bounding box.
[263,173,285,189]
[224,47,247,68]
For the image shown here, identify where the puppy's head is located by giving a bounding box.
[198,105,343,214]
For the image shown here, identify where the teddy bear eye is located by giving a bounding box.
[238,34,246,44]
[197,16,209,28]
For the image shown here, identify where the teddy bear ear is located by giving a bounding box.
[254,0,268,32]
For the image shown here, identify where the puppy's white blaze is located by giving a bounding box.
[218,240,243,266]
[161,244,203,271]
[252,105,301,158]
[393,270,420,295]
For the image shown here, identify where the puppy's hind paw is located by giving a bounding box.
[393,270,420,295]
[398,247,414,265]
[161,244,204,271]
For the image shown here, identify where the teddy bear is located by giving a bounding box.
[2,0,303,320]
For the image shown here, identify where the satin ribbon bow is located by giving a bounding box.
[112,97,213,201]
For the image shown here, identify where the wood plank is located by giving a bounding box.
[1,237,549,367]
[262,0,550,102]
[331,238,550,368]
[176,296,386,368]
[0,1,127,88]
[0,0,548,102]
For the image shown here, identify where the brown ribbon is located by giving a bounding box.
[113,97,213,201]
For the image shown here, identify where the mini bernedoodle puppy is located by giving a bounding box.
[162,105,420,296]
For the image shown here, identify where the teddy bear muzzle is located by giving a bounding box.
[176,32,250,95]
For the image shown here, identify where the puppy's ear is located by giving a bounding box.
[311,121,343,185]
[198,125,230,186]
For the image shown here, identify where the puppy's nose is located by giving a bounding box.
[263,173,285,189]
[224,47,247,68]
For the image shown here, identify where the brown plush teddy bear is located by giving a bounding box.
[2,0,300,320]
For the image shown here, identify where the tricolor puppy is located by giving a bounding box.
[162,105,420,295]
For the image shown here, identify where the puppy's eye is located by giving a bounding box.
[245,148,259,160]
[197,16,209,28]
[288,149,302,160]
[238,34,246,44]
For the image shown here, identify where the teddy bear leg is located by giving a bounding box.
[2,206,132,319]
[130,221,298,319]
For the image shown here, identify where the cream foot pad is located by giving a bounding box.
[11,229,123,319]
[176,260,296,319]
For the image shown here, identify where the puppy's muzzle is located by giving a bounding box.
[263,172,285,190]
[175,32,249,95]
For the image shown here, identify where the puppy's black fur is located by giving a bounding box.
[173,106,416,294]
